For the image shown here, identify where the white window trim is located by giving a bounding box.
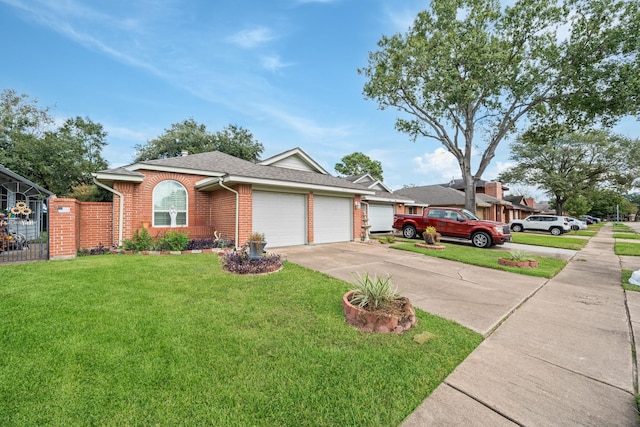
[152,180,188,227]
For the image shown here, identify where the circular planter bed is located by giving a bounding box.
[342,290,417,334]
[498,258,539,268]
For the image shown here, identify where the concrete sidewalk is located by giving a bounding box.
[281,225,640,425]
[403,224,638,426]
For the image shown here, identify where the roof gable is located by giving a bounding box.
[259,147,328,174]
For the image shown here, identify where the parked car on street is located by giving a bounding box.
[509,215,572,235]
[582,215,600,224]
[567,217,588,230]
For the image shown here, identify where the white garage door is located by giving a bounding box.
[313,195,352,244]
[252,191,306,247]
[368,203,394,232]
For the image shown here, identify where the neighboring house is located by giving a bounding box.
[504,195,539,221]
[393,184,492,217]
[93,148,375,248]
[345,174,413,233]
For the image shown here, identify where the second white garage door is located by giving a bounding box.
[313,195,352,244]
[252,191,306,247]
[368,203,394,232]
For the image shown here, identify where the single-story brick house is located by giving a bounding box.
[93,148,380,248]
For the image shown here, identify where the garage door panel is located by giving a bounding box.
[253,191,306,247]
[368,203,394,232]
[314,196,352,244]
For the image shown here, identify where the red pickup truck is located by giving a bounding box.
[392,207,511,248]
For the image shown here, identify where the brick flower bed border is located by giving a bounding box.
[498,258,539,268]
[415,242,446,251]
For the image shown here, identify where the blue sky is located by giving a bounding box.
[1,0,637,194]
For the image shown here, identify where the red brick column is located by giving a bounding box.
[49,198,80,260]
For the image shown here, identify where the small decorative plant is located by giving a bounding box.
[248,231,265,242]
[344,272,417,333]
[422,226,441,245]
[349,272,400,310]
[505,250,529,261]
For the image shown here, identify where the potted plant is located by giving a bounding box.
[422,226,441,245]
[342,273,417,334]
[247,231,266,260]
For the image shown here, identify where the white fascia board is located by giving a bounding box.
[223,175,375,195]
[368,180,392,193]
[128,164,225,177]
[93,172,145,183]
[363,195,415,203]
[405,202,430,207]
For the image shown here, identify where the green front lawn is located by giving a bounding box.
[509,233,589,251]
[614,233,640,240]
[0,255,481,426]
[393,242,566,278]
[615,242,640,256]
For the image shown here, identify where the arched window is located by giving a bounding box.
[153,180,187,227]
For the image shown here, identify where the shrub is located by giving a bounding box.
[184,237,235,250]
[222,247,282,274]
[77,243,112,256]
[349,273,399,310]
[122,228,154,251]
[156,231,190,251]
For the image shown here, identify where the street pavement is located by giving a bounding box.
[280,224,640,426]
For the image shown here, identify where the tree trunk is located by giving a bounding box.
[463,172,477,213]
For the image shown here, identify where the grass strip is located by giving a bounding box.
[614,233,640,240]
[616,242,640,256]
[392,242,565,278]
[0,255,481,426]
[509,233,589,251]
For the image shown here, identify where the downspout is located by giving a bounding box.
[93,178,124,247]
[218,178,239,249]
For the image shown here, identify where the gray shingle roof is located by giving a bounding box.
[98,151,371,192]
[394,184,491,207]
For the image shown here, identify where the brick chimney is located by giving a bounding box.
[485,182,503,199]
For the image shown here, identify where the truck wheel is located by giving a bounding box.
[550,227,562,236]
[511,224,523,232]
[402,225,417,239]
[471,231,491,248]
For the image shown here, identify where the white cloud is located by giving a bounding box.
[227,26,277,49]
[414,147,459,181]
[260,55,292,72]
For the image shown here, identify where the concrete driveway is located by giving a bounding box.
[280,242,547,336]
[279,229,639,426]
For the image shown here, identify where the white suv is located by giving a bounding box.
[509,215,572,236]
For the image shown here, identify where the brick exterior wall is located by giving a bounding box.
[48,170,366,258]
[78,202,114,248]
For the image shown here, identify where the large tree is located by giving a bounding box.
[498,127,638,214]
[334,152,384,181]
[0,90,109,197]
[134,120,264,162]
[360,0,639,213]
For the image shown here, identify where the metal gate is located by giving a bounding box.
[1,167,52,263]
